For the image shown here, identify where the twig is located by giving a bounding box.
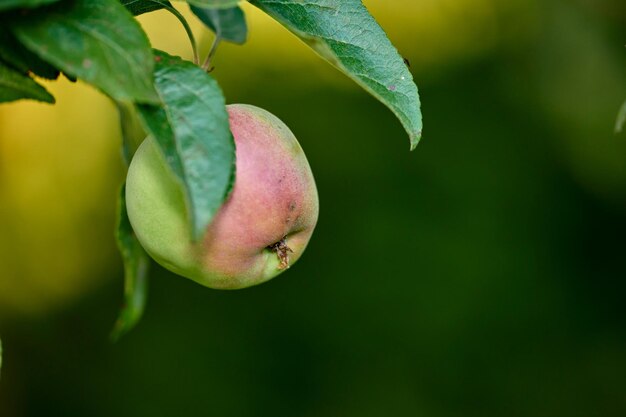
[202,35,221,72]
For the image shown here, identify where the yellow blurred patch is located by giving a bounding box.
[0,79,123,317]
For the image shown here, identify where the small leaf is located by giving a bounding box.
[184,0,240,9]
[136,50,235,241]
[0,60,54,103]
[0,28,60,80]
[191,5,247,44]
[121,0,199,63]
[111,184,151,341]
[615,99,626,134]
[249,0,422,149]
[116,101,147,165]
[0,0,60,11]
[121,0,172,16]
[12,0,159,104]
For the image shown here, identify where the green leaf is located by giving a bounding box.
[111,184,151,342]
[184,0,240,9]
[120,0,171,16]
[121,0,200,64]
[249,0,422,149]
[136,50,235,241]
[0,60,54,103]
[615,99,626,134]
[12,0,159,104]
[191,5,247,44]
[116,102,147,165]
[0,0,60,11]
[0,28,60,80]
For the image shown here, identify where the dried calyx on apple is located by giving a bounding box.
[125,104,319,289]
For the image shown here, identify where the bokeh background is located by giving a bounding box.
[1,0,626,415]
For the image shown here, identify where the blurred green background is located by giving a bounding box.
[1,0,626,415]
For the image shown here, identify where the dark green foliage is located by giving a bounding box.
[0,28,60,80]
[111,185,151,342]
[0,0,60,12]
[0,60,54,103]
[186,0,240,8]
[12,0,159,104]
[191,5,247,44]
[121,0,171,16]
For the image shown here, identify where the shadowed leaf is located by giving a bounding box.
[191,5,247,44]
[13,0,159,104]
[184,0,240,9]
[111,185,151,341]
[0,60,54,103]
[0,0,59,11]
[0,28,60,79]
[117,101,147,165]
[121,0,171,16]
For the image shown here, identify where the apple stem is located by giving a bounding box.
[161,3,199,65]
[267,238,293,270]
[202,35,221,73]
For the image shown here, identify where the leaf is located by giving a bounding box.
[121,0,172,16]
[121,0,199,64]
[184,0,241,9]
[0,28,60,80]
[191,5,247,44]
[0,60,54,103]
[0,0,60,11]
[136,50,235,241]
[249,0,422,149]
[615,99,626,134]
[120,1,224,63]
[111,184,151,341]
[12,0,159,104]
[116,101,147,165]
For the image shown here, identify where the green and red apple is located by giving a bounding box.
[125,104,319,289]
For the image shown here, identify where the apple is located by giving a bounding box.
[125,104,319,289]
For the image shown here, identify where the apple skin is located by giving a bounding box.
[126,104,319,289]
